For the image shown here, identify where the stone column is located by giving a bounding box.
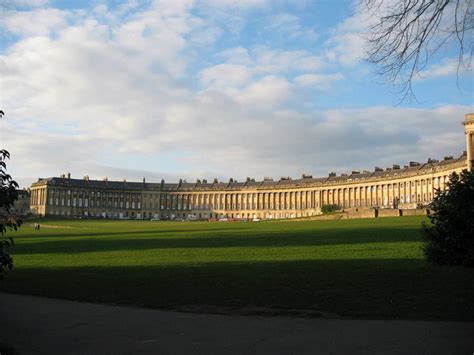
[465,113,474,171]
[467,132,473,171]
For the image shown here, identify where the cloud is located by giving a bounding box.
[201,0,269,9]
[418,57,473,79]
[204,46,325,91]
[266,13,318,42]
[1,0,470,189]
[3,0,50,8]
[324,12,371,67]
[216,47,252,65]
[199,64,252,88]
[252,48,325,73]
[1,8,70,36]
[234,75,291,106]
[294,73,344,89]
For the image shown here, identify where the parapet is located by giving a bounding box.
[465,113,474,125]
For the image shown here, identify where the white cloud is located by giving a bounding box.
[294,73,344,89]
[201,0,269,9]
[418,57,473,79]
[204,46,325,92]
[216,47,252,65]
[266,13,318,42]
[200,63,252,88]
[3,0,50,8]
[2,8,70,36]
[235,75,291,106]
[252,47,325,73]
[1,0,470,188]
[188,24,222,46]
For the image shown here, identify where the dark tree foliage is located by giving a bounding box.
[363,0,473,101]
[321,204,339,214]
[1,149,21,278]
[423,170,474,266]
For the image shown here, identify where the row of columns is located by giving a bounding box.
[319,175,449,208]
[30,188,46,206]
[159,190,319,211]
[43,189,142,210]
[154,174,451,212]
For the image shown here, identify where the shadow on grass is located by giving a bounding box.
[17,226,252,239]
[1,258,473,321]
[12,226,423,254]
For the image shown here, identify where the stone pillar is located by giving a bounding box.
[465,113,474,171]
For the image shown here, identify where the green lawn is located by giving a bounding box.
[1,216,473,320]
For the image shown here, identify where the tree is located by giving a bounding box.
[363,0,473,100]
[0,111,21,278]
[321,204,338,214]
[422,170,474,266]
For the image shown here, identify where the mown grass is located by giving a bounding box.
[1,216,473,320]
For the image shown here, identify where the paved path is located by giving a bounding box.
[1,292,473,355]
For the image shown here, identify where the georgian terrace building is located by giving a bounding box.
[29,113,474,220]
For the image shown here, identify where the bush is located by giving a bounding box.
[321,204,338,214]
[0,149,21,279]
[423,170,474,267]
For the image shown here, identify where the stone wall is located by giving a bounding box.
[401,209,429,216]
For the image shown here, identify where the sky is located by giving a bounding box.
[1,0,473,188]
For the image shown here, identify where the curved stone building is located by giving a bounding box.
[30,113,474,219]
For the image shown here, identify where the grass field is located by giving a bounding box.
[1,216,473,320]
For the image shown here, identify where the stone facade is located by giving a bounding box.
[29,114,473,220]
[11,189,31,216]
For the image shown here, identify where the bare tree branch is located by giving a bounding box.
[362,0,473,102]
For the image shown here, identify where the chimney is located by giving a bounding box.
[67,172,71,179]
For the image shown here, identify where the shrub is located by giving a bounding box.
[422,170,474,267]
[321,204,338,214]
[0,149,21,278]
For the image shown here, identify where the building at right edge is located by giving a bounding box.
[29,114,474,220]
